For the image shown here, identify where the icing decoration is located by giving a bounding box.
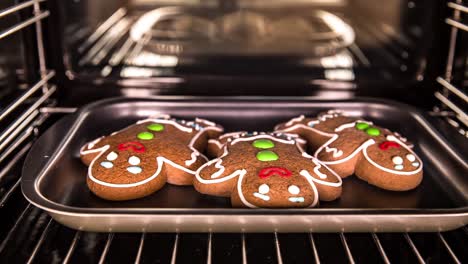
[100,161,113,168]
[355,122,369,130]
[406,154,416,162]
[366,127,381,136]
[258,167,292,179]
[392,156,403,165]
[288,197,305,203]
[335,120,372,132]
[308,123,315,128]
[128,156,141,165]
[87,117,222,188]
[195,136,343,208]
[288,185,300,195]
[106,152,118,161]
[136,118,193,133]
[256,151,279,162]
[379,141,400,150]
[325,146,343,158]
[412,162,420,167]
[253,192,270,201]
[285,115,305,127]
[258,184,270,194]
[231,135,295,146]
[147,123,164,131]
[394,164,404,170]
[195,118,216,127]
[137,132,154,140]
[127,166,142,174]
[252,139,275,149]
[278,116,423,177]
[118,142,146,153]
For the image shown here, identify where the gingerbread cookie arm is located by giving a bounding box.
[193,147,245,197]
[299,152,342,202]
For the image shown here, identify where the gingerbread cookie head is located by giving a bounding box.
[80,115,223,201]
[194,132,342,208]
[207,131,307,158]
[276,111,423,191]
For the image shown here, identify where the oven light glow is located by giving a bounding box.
[121,67,159,78]
[324,69,355,80]
[130,51,178,67]
[320,52,354,68]
[318,11,355,46]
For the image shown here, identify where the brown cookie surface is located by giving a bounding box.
[275,110,423,191]
[80,116,223,201]
[194,132,342,208]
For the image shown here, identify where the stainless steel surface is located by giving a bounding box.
[21,97,468,232]
[0,0,45,19]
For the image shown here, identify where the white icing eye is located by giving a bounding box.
[100,161,113,168]
[394,164,404,170]
[288,185,300,195]
[258,184,270,194]
[106,152,118,161]
[128,156,141,165]
[127,166,142,174]
[412,162,420,167]
[392,156,403,165]
[406,154,416,162]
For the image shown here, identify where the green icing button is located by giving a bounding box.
[252,139,275,149]
[366,127,381,136]
[355,122,369,130]
[256,150,279,162]
[147,123,164,132]
[137,131,154,140]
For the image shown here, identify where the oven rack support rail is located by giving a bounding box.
[0,206,467,263]
[433,1,468,138]
[0,0,55,202]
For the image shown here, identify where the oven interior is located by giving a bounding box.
[0,0,467,263]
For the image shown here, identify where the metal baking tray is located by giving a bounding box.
[22,97,468,232]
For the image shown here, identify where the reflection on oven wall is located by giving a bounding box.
[46,0,445,103]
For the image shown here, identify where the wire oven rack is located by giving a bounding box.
[433,1,468,138]
[0,1,467,263]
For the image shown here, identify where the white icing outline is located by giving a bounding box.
[88,146,198,188]
[194,134,342,208]
[325,146,343,158]
[208,139,224,149]
[288,119,424,176]
[334,120,372,132]
[231,135,296,146]
[285,115,305,127]
[85,117,223,188]
[253,192,270,201]
[184,126,223,166]
[195,118,216,127]
[136,118,194,133]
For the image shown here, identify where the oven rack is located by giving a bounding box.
[0,0,55,193]
[0,191,467,263]
[68,7,419,80]
[433,1,468,138]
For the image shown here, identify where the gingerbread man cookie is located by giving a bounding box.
[275,110,423,191]
[80,115,223,201]
[194,132,342,208]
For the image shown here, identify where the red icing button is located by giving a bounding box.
[379,141,400,150]
[118,142,146,153]
[258,167,292,179]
